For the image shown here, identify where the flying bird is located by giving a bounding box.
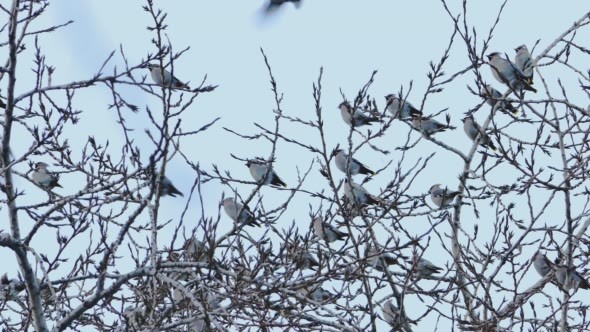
[487,52,536,93]
[312,216,348,243]
[429,184,461,207]
[384,94,422,119]
[462,115,497,151]
[246,159,286,187]
[333,149,375,176]
[414,255,444,277]
[411,116,454,136]
[532,251,552,277]
[483,84,519,115]
[338,101,380,127]
[147,64,189,89]
[31,162,62,189]
[221,197,260,227]
[344,179,380,206]
[555,266,590,291]
[514,45,534,84]
[382,299,413,332]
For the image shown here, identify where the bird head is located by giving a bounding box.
[515,45,527,52]
[34,162,48,170]
[429,184,441,193]
[486,52,500,61]
[338,101,350,110]
[331,148,343,158]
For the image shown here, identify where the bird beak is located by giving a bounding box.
[514,48,519,52]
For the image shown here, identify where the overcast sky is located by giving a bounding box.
[4,1,590,330]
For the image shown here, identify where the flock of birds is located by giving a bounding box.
[11,42,589,331]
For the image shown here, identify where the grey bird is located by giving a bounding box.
[31,162,62,189]
[296,284,333,303]
[487,52,536,93]
[411,116,454,136]
[514,45,534,84]
[221,197,260,227]
[382,299,413,332]
[366,246,402,272]
[483,84,519,115]
[159,175,183,197]
[312,216,348,243]
[183,237,208,263]
[338,101,380,127]
[462,116,497,151]
[429,184,461,207]
[288,242,319,270]
[147,64,189,89]
[532,252,552,277]
[384,94,422,119]
[555,266,590,291]
[333,149,375,176]
[0,274,25,300]
[344,179,380,206]
[414,255,444,277]
[246,159,286,187]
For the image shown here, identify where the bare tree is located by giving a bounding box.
[1,1,590,331]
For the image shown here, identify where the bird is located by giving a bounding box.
[483,84,519,115]
[384,94,422,119]
[296,284,333,303]
[514,45,534,84]
[414,256,444,277]
[462,115,497,151]
[333,149,375,176]
[555,266,590,291]
[31,162,62,189]
[246,159,286,187]
[0,274,25,300]
[288,242,319,270]
[159,175,183,197]
[183,237,208,263]
[263,0,302,15]
[366,246,402,272]
[532,251,552,277]
[221,197,260,227]
[382,299,413,332]
[338,101,380,127]
[411,116,454,136]
[344,179,380,206]
[312,216,348,243]
[429,184,461,207]
[487,52,536,93]
[146,64,189,89]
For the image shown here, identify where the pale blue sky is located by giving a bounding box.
[3,1,590,330]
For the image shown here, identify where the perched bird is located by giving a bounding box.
[462,116,497,151]
[288,242,319,270]
[312,216,348,243]
[338,101,380,127]
[344,179,380,206]
[366,246,402,272]
[296,284,333,303]
[246,159,286,187]
[384,94,422,119]
[483,84,519,115]
[159,175,183,197]
[0,274,25,300]
[264,0,302,15]
[221,197,260,227]
[411,116,454,136]
[382,299,413,332]
[487,52,536,93]
[514,45,534,84]
[414,256,444,277]
[31,162,62,189]
[429,184,461,207]
[147,64,189,89]
[183,237,208,263]
[555,266,590,291]
[532,252,552,277]
[333,149,375,176]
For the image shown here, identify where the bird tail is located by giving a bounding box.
[367,116,381,123]
[175,82,190,89]
[170,185,184,197]
[359,165,375,175]
[272,177,287,187]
